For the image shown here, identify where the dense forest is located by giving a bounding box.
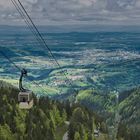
[76,88,140,140]
[0,80,140,140]
[0,81,109,140]
[117,88,140,140]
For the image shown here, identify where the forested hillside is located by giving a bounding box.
[75,88,140,140]
[1,79,139,140]
[0,81,109,140]
[117,88,140,140]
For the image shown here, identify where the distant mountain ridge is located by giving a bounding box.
[1,25,140,33]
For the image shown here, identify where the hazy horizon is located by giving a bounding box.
[1,24,140,33]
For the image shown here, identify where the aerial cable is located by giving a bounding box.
[10,0,78,101]
[0,50,50,96]
[11,0,37,40]
[0,51,21,71]
[16,0,72,75]
[13,0,57,63]
[11,0,48,55]
[14,0,78,96]
[11,0,66,93]
[17,0,57,60]
[11,0,57,65]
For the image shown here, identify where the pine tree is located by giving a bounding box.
[74,131,81,140]
[0,124,15,140]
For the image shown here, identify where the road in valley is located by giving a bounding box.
[63,132,68,140]
[62,121,70,140]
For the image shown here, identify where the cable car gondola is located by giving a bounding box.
[18,69,33,109]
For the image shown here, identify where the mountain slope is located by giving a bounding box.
[117,88,140,140]
[0,80,109,140]
[75,87,140,140]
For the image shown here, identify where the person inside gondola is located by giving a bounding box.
[22,97,26,102]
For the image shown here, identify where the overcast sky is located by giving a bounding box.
[1,0,140,26]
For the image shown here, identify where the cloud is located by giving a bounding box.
[25,0,38,4]
[1,0,140,25]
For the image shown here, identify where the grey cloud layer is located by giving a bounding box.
[1,0,140,25]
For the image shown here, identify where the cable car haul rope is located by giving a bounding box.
[0,0,79,109]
